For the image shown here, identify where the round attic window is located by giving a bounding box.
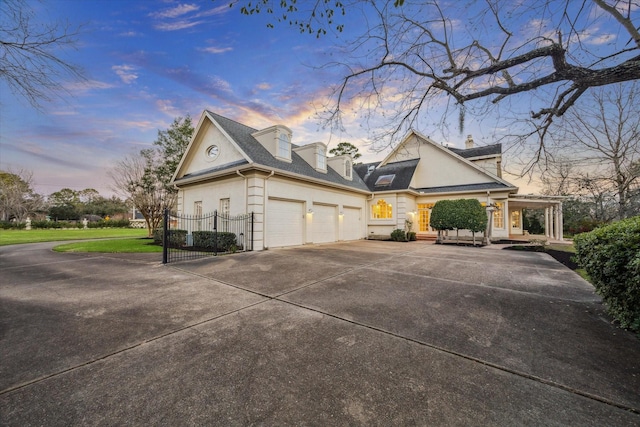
[205,145,220,160]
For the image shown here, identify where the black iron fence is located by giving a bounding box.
[162,209,254,264]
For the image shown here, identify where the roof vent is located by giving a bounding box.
[367,164,375,173]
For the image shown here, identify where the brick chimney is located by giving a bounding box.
[465,135,474,149]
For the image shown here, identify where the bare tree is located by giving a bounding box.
[109,151,176,237]
[109,116,193,236]
[232,0,639,153]
[0,0,84,109]
[0,169,46,222]
[548,83,640,219]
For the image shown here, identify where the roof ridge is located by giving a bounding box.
[206,110,259,133]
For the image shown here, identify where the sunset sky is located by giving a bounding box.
[0,0,631,197]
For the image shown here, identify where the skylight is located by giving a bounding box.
[375,174,395,186]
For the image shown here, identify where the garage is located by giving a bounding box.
[267,199,304,248]
[342,207,362,241]
[312,204,337,244]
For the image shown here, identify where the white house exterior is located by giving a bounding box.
[171,111,564,250]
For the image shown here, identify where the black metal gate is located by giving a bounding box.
[162,208,254,264]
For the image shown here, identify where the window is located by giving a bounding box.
[317,147,326,170]
[372,199,393,219]
[220,198,230,215]
[345,160,351,178]
[194,201,202,231]
[511,210,521,229]
[277,133,290,159]
[220,198,230,231]
[493,202,504,229]
[375,174,395,187]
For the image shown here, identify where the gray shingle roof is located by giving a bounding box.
[415,182,513,194]
[175,159,249,182]
[354,159,419,192]
[447,143,502,159]
[187,112,370,192]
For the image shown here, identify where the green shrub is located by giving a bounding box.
[430,200,454,231]
[0,221,26,229]
[192,231,237,251]
[407,231,417,241]
[430,199,487,243]
[153,228,187,247]
[574,216,640,332]
[390,229,406,242]
[87,219,131,228]
[30,220,80,229]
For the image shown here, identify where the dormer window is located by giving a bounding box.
[317,147,326,171]
[345,159,351,178]
[278,133,291,159]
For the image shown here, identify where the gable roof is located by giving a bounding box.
[173,111,370,192]
[354,159,419,192]
[447,143,502,159]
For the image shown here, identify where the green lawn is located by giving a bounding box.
[53,237,162,253]
[0,228,149,246]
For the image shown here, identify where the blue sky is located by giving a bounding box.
[0,0,632,197]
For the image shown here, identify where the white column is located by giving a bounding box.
[544,207,550,237]
[558,203,564,241]
[554,204,561,240]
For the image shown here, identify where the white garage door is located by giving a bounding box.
[343,207,362,241]
[267,199,304,248]
[312,204,337,244]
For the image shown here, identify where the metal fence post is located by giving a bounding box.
[213,209,218,255]
[250,211,254,251]
[162,208,169,264]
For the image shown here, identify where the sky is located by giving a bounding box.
[0,0,634,198]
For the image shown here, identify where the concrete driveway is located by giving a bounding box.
[1,240,639,425]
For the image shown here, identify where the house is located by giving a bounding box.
[171,111,564,249]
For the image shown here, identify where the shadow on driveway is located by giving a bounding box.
[1,240,639,425]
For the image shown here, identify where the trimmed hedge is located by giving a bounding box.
[31,220,81,229]
[87,219,131,228]
[0,221,26,229]
[192,231,237,251]
[153,228,187,247]
[574,216,640,333]
[430,199,487,243]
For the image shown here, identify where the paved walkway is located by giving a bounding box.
[1,240,639,425]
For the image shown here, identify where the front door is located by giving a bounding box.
[417,203,433,233]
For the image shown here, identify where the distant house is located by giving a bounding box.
[171,111,563,249]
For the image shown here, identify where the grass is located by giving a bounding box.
[0,228,149,246]
[53,237,162,253]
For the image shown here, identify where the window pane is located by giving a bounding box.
[372,199,392,219]
[493,202,504,228]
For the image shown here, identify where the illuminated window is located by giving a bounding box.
[417,203,434,232]
[493,202,504,229]
[372,199,393,219]
[511,210,521,228]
